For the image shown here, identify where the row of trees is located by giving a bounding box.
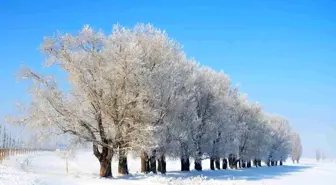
[0,125,24,151]
[316,149,326,162]
[0,125,34,161]
[11,23,302,177]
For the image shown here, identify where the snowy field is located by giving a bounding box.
[1,150,335,185]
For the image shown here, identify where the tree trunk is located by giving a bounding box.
[215,158,221,170]
[93,143,113,178]
[253,159,257,167]
[118,149,129,175]
[194,146,202,171]
[158,158,162,173]
[247,161,251,168]
[267,160,271,166]
[228,154,234,169]
[180,142,190,171]
[162,158,166,174]
[232,158,238,169]
[150,150,157,174]
[99,158,112,178]
[158,155,166,174]
[280,161,283,166]
[162,157,166,174]
[242,160,246,168]
[258,160,262,167]
[210,157,215,170]
[238,159,242,168]
[141,151,150,173]
[194,159,202,171]
[222,158,228,169]
[181,157,190,171]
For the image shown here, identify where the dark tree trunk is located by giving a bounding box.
[162,159,166,174]
[247,161,251,168]
[210,157,215,170]
[228,154,234,168]
[195,160,202,171]
[235,160,239,169]
[274,161,278,166]
[141,151,150,173]
[180,142,190,171]
[157,158,162,172]
[158,155,166,174]
[118,149,129,175]
[242,160,246,168]
[222,158,228,169]
[280,161,283,166]
[258,160,262,167]
[140,151,149,173]
[97,146,113,178]
[92,114,113,178]
[150,150,157,174]
[211,134,221,170]
[267,160,271,166]
[232,159,238,169]
[181,157,190,171]
[99,158,112,178]
[215,158,221,170]
[194,146,202,171]
[253,159,257,167]
[238,159,242,168]
[93,143,113,178]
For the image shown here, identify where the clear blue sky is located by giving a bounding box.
[1,0,335,157]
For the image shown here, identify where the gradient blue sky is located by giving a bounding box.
[1,0,335,157]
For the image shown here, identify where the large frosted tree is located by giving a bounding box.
[12,24,171,177]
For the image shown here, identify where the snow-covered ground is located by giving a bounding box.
[0,150,335,185]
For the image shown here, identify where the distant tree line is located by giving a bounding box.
[0,125,43,161]
[316,149,326,162]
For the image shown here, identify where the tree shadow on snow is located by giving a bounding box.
[114,165,313,181]
[167,165,314,181]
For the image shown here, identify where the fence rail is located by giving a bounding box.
[0,148,51,162]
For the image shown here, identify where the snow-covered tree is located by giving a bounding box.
[316,149,321,162]
[291,132,302,163]
[12,25,151,177]
[183,67,230,171]
[321,151,326,161]
[264,115,292,166]
[3,127,7,149]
